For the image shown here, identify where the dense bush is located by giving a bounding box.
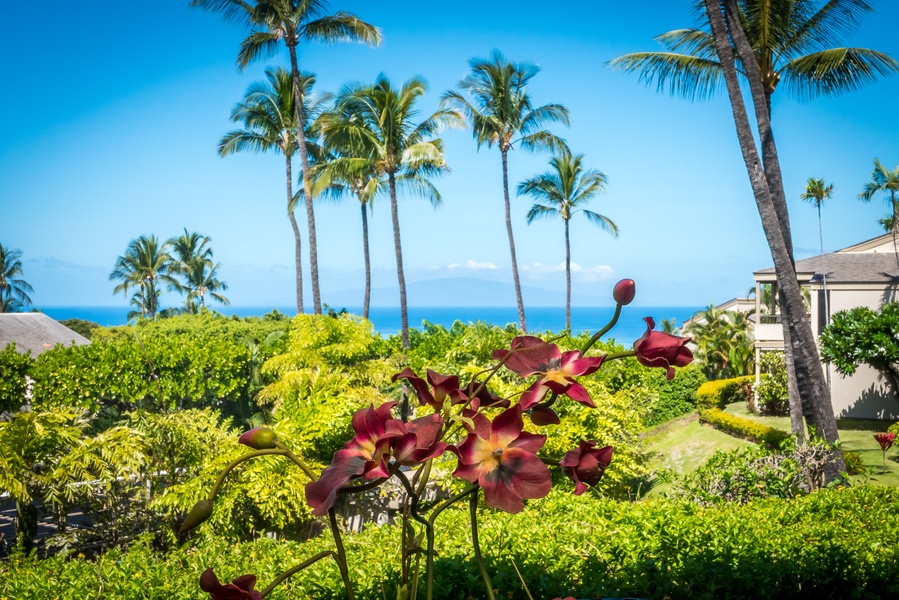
[57,318,101,340]
[0,343,33,413]
[755,351,788,415]
[696,375,755,410]
[3,486,899,599]
[643,363,706,427]
[699,408,791,447]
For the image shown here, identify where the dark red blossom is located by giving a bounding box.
[612,278,636,305]
[386,413,448,466]
[875,431,895,452]
[200,568,262,600]
[452,405,551,513]
[633,317,693,380]
[561,441,613,495]
[493,336,604,409]
[392,368,466,410]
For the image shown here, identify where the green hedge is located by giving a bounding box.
[696,375,756,409]
[2,486,898,599]
[700,407,791,447]
[0,343,33,413]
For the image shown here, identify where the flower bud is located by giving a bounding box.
[179,499,213,534]
[238,427,278,450]
[612,279,636,305]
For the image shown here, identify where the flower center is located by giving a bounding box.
[542,367,570,385]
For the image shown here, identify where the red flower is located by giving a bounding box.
[492,336,604,409]
[561,441,613,495]
[613,278,636,305]
[875,431,896,452]
[392,368,466,410]
[200,568,262,600]
[386,413,448,466]
[305,402,398,516]
[633,317,693,379]
[452,405,551,513]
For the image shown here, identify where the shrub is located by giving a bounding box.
[644,363,706,427]
[755,351,788,415]
[0,343,33,413]
[696,375,755,409]
[3,486,899,599]
[843,450,865,475]
[699,408,791,447]
[888,421,899,436]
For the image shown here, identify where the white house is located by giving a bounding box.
[753,233,899,420]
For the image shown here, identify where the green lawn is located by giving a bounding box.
[722,403,899,486]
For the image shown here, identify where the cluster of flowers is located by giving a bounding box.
[186,279,694,600]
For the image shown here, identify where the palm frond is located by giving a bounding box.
[525,204,559,224]
[582,210,620,236]
[782,48,899,99]
[302,13,382,45]
[608,51,726,101]
[237,30,282,70]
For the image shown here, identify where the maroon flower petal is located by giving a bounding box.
[563,382,596,407]
[530,406,560,426]
[633,317,693,379]
[509,430,547,454]
[559,351,604,377]
[305,450,368,516]
[480,447,552,513]
[561,441,613,495]
[519,381,551,410]
[200,568,262,600]
[392,368,436,406]
[493,336,561,378]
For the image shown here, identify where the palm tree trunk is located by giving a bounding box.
[564,217,571,331]
[706,0,843,478]
[286,152,304,314]
[388,172,408,349]
[287,44,322,315]
[360,197,371,320]
[502,149,527,332]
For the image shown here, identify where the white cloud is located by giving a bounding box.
[448,260,498,271]
[522,261,614,282]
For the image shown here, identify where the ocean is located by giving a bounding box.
[40,305,702,345]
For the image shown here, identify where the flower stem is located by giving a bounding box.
[469,489,496,600]
[208,449,289,501]
[274,441,318,480]
[425,485,477,600]
[259,551,338,598]
[329,508,355,600]
[582,302,623,354]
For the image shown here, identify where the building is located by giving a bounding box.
[0,312,90,356]
[752,233,899,420]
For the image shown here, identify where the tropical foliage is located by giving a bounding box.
[442,51,569,332]
[0,243,34,312]
[685,305,754,379]
[109,235,179,320]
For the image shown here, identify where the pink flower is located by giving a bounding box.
[452,405,552,513]
[386,413,448,466]
[392,368,466,411]
[633,317,693,379]
[613,278,636,305]
[561,441,613,495]
[492,336,604,409]
[875,432,895,452]
[200,568,262,600]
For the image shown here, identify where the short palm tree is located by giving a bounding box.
[801,178,833,319]
[168,229,230,310]
[0,244,34,312]
[191,0,381,315]
[326,75,461,356]
[219,67,328,314]
[518,149,618,331]
[858,158,899,265]
[442,51,570,332]
[109,235,179,320]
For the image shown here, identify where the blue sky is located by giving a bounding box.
[2,1,899,311]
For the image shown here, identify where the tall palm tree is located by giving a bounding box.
[801,178,833,320]
[325,75,461,355]
[0,244,34,312]
[191,0,381,315]
[611,0,896,471]
[518,149,619,331]
[442,51,570,332]
[858,158,899,265]
[219,67,327,314]
[109,235,179,320]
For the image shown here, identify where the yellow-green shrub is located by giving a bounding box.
[696,375,755,409]
[699,408,791,447]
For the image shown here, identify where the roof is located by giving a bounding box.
[754,233,899,284]
[0,313,90,356]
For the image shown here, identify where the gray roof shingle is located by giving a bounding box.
[0,313,90,356]
[755,252,899,284]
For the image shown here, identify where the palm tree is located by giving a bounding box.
[686,305,754,379]
[611,0,896,472]
[858,158,899,265]
[109,235,179,320]
[168,229,230,310]
[0,244,34,312]
[442,51,570,332]
[518,149,618,331]
[325,75,461,355]
[219,67,327,314]
[191,0,381,315]
[801,178,833,321]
